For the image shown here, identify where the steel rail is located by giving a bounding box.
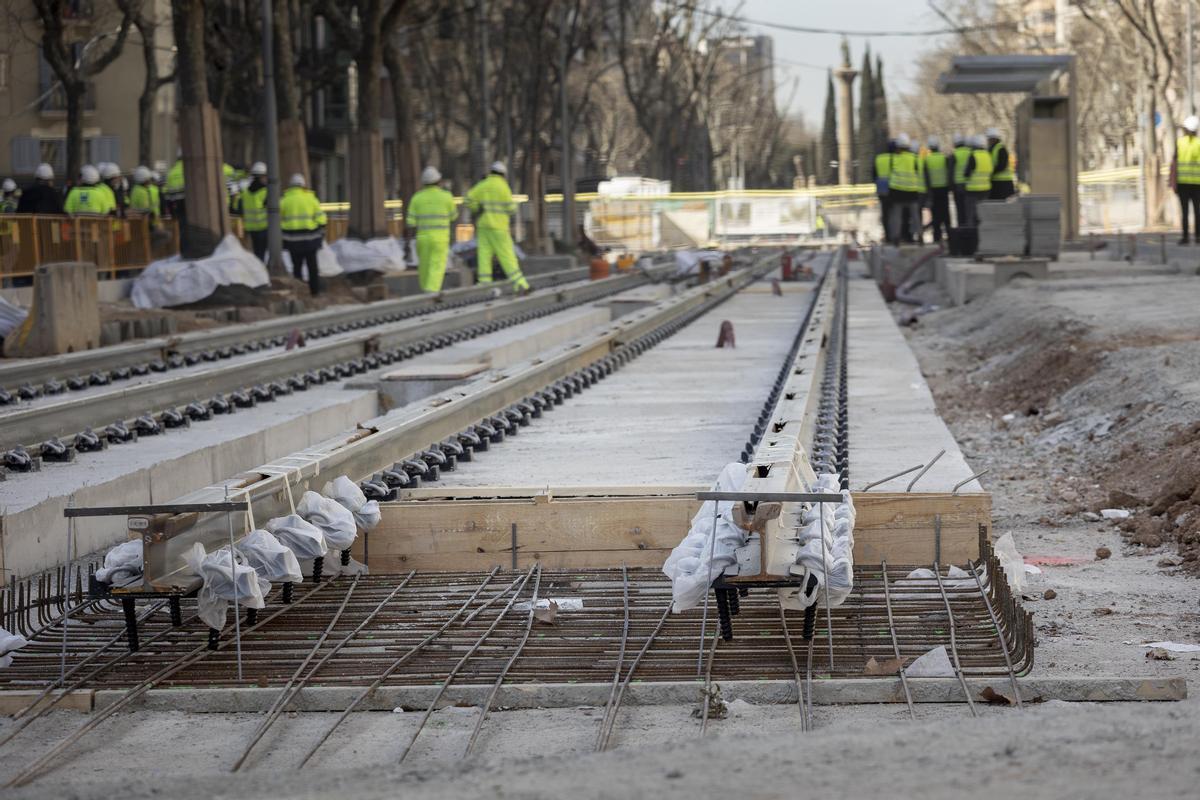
[462,564,544,757]
[880,561,916,720]
[394,564,538,765]
[291,567,503,769]
[933,563,979,717]
[5,578,335,788]
[0,265,603,394]
[0,268,669,451]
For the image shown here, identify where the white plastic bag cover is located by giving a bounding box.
[992,532,1027,593]
[0,296,28,338]
[0,627,28,669]
[95,540,144,588]
[323,475,382,531]
[130,234,270,309]
[297,490,357,550]
[317,556,370,578]
[780,473,856,610]
[238,529,303,584]
[662,463,749,612]
[183,543,269,631]
[673,249,724,276]
[265,514,329,560]
[328,236,406,274]
[281,244,343,278]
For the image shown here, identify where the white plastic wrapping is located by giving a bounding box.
[779,473,856,611]
[238,529,303,584]
[95,540,144,588]
[265,514,329,560]
[281,244,343,279]
[184,543,269,630]
[327,236,406,273]
[662,463,750,612]
[0,627,28,669]
[130,234,270,309]
[296,490,357,550]
[323,475,382,531]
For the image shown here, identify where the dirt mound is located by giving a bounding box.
[1111,421,1200,569]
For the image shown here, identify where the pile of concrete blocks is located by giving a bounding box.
[977,200,1026,257]
[1026,195,1062,258]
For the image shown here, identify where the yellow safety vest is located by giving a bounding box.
[236,186,268,232]
[887,151,921,193]
[922,152,949,189]
[407,185,457,238]
[64,184,116,216]
[990,142,1014,182]
[953,145,972,185]
[165,160,185,197]
[280,186,326,241]
[966,149,993,192]
[129,183,160,221]
[874,152,892,178]
[1178,136,1200,185]
[466,174,516,230]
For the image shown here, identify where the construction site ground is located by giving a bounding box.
[2,256,1198,798]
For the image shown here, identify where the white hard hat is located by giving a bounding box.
[133,166,152,183]
[99,162,121,179]
[151,170,161,182]
[927,135,940,150]
[952,132,964,146]
[2,178,15,192]
[421,165,442,184]
[909,140,920,153]
[985,127,1001,140]
[80,164,100,184]
[250,161,267,176]
[1184,115,1200,133]
[973,134,988,148]
[895,133,911,148]
[35,163,54,180]
[490,161,507,176]
[289,173,306,187]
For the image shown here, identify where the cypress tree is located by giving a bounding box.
[875,54,890,152]
[856,47,875,183]
[819,71,838,185]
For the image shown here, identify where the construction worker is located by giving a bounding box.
[962,134,994,227]
[99,162,126,216]
[0,180,17,214]
[886,134,921,245]
[164,154,185,218]
[951,133,971,227]
[129,166,161,227]
[64,165,117,217]
[406,165,457,292]
[922,136,951,244]
[232,162,269,261]
[873,138,895,242]
[466,161,530,293]
[1173,115,1200,244]
[280,173,326,296]
[16,163,62,214]
[985,127,1015,200]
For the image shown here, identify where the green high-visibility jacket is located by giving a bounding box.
[130,183,160,222]
[888,151,922,193]
[990,142,1014,182]
[280,186,326,242]
[922,151,949,189]
[966,149,994,193]
[235,185,269,232]
[407,185,457,239]
[64,184,116,215]
[1178,136,1200,185]
[953,145,972,185]
[466,174,516,230]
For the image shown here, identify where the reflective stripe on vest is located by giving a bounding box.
[887,151,921,193]
[407,187,456,234]
[240,187,269,231]
[990,142,1014,182]
[874,152,892,178]
[923,152,949,188]
[1178,136,1200,185]
[953,146,972,184]
[966,149,993,192]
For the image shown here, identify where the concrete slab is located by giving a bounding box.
[846,278,981,493]
[381,363,489,381]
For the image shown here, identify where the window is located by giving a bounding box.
[0,53,8,92]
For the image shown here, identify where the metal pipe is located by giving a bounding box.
[952,469,990,495]
[861,463,925,492]
[906,449,945,492]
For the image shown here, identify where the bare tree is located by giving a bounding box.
[118,0,175,166]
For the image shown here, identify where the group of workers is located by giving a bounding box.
[874,127,1015,246]
[1,156,530,299]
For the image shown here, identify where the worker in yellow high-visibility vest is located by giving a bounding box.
[406,166,457,292]
[985,127,1015,200]
[466,161,530,293]
[872,139,896,243]
[280,173,327,296]
[1173,115,1200,245]
[129,166,161,228]
[962,135,993,227]
[951,133,971,227]
[232,162,269,261]
[64,164,117,216]
[922,136,951,244]
[886,134,921,245]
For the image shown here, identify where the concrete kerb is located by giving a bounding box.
[67,676,1187,714]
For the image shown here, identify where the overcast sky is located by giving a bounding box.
[735,0,951,129]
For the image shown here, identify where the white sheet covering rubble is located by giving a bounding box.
[237,528,303,584]
[264,514,329,560]
[673,249,725,276]
[0,296,28,338]
[95,540,144,588]
[1,627,28,669]
[662,466,856,613]
[130,234,270,309]
[184,543,269,630]
[323,475,382,531]
[327,236,407,274]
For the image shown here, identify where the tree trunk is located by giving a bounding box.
[138,87,154,167]
[65,82,85,180]
[274,0,309,181]
[383,40,421,205]
[348,29,388,239]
